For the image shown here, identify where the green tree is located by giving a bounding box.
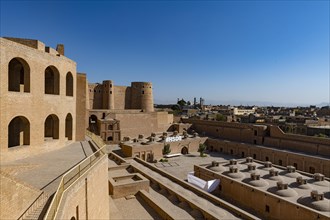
[198,143,207,157]
[177,99,187,107]
[162,144,171,155]
[216,114,227,121]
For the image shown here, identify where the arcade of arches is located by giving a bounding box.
[7,113,74,148]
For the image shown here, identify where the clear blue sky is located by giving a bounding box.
[1,0,329,106]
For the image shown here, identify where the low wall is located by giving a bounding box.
[109,173,149,199]
[55,155,109,220]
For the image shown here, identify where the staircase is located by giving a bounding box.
[18,192,50,220]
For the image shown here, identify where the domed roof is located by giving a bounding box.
[207,165,225,172]
[298,196,330,212]
[269,176,284,181]
[247,179,269,187]
[312,181,330,188]
[289,182,313,190]
[275,188,298,197]
[226,172,245,179]
[284,172,302,178]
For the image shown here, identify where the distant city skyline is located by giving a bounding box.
[1,1,329,105]
[155,98,329,107]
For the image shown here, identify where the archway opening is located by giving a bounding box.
[45,66,60,95]
[181,146,188,155]
[66,72,73,96]
[8,116,30,148]
[8,58,30,92]
[89,115,98,134]
[44,114,59,140]
[65,113,73,140]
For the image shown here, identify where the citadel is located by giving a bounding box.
[0,37,329,220]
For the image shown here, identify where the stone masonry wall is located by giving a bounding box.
[0,38,77,161]
[56,156,109,220]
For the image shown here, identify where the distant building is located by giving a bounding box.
[232,106,256,115]
[87,80,173,143]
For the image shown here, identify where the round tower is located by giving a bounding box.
[102,80,114,110]
[131,82,154,112]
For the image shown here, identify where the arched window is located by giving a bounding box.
[8,58,30,92]
[65,113,73,140]
[45,66,60,95]
[8,116,30,147]
[66,72,73,96]
[44,114,59,139]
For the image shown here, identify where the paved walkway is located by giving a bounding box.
[156,151,235,180]
[1,140,95,194]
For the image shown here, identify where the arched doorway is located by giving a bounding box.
[65,113,73,140]
[89,115,98,134]
[8,116,30,148]
[8,57,30,92]
[44,114,59,139]
[66,72,73,96]
[181,146,189,155]
[45,66,60,95]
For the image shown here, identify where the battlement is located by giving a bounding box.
[3,37,64,56]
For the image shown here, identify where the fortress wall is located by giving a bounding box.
[130,82,154,112]
[113,86,130,109]
[88,81,155,112]
[155,111,174,130]
[88,84,103,109]
[56,156,109,220]
[114,112,165,138]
